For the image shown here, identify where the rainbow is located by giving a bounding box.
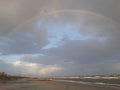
[8,9,119,36]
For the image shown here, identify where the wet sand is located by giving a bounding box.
[0,80,120,90]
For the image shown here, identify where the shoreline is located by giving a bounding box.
[0,79,120,90]
[55,80,120,88]
[54,81,120,90]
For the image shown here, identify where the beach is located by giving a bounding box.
[0,79,120,90]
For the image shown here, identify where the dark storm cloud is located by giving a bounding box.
[39,11,120,65]
[21,54,73,65]
[0,26,48,55]
[44,39,120,64]
[60,0,120,22]
[0,0,120,55]
[0,0,48,55]
[0,0,120,76]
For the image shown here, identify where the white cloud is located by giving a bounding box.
[13,61,21,66]
[39,65,62,75]
[12,60,62,76]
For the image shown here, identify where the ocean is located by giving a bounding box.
[55,78,120,89]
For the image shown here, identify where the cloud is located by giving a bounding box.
[0,23,49,55]
[41,11,120,65]
[0,0,120,55]
[39,65,62,75]
[12,60,63,76]
[0,60,62,77]
[0,0,120,76]
[20,54,71,66]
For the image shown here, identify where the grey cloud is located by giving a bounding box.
[44,40,117,64]
[0,0,47,36]
[56,0,120,22]
[20,54,73,66]
[0,60,19,75]
[0,0,120,36]
[0,0,120,76]
[0,0,120,54]
[1,58,120,76]
[41,11,120,65]
[0,28,48,55]
[61,62,120,76]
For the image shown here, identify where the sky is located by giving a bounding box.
[0,0,120,77]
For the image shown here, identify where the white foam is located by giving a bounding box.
[55,80,120,89]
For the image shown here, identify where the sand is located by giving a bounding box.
[0,80,120,90]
